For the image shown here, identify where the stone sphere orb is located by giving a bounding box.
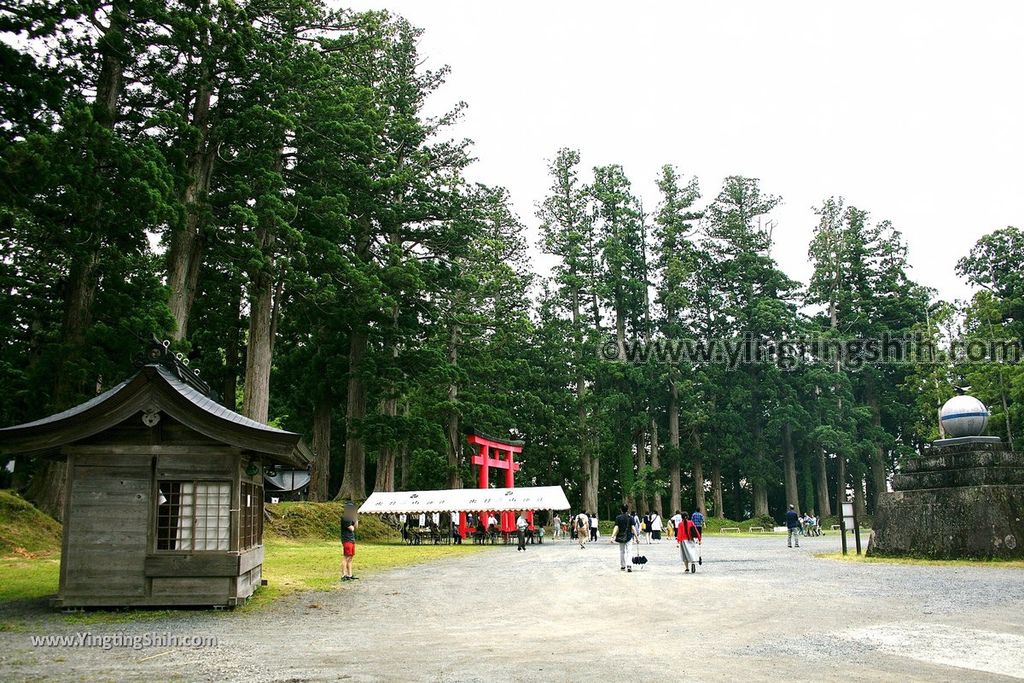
[939,395,989,437]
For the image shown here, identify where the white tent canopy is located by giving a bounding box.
[358,486,570,515]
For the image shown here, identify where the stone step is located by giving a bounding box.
[894,466,1024,490]
[900,448,1024,474]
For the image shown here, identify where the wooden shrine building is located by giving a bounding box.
[0,343,311,609]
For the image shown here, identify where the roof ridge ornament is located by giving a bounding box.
[135,335,219,401]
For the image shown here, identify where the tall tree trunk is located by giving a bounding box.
[166,159,213,339]
[336,217,374,502]
[445,321,462,488]
[691,428,706,516]
[222,284,242,410]
[53,0,127,407]
[571,284,598,515]
[614,297,632,513]
[374,444,396,493]
[336,327,368,502]
[692,457,706,516]
[853,476,867,519]
[310,399,331,501]
[835,449,847,518]
[751,416,769,518]
[731,476,743,520]
[815,447,833,517]
[782,421,800,514]
[399,401,410,490]
[801,454,816,514]
[399,442,410,490]
[711,461,724,518]
[36,3,127,521]
[374,298,401,494]
[866,386,887,512]
[583,456,599,516]
[24,460,67,523]
[167,44,216,340]
[650,416,663,515]
[752,480,769,518]
[668,378,681,514]
[241,150,284,424]
[579,435,597,514]
[54,251,100,407]
[635,430,648,514]
[374,391,398,493]
[241,272,273,422]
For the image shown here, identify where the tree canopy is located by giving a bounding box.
[2,1,1021,523]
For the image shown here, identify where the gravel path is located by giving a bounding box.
[2,533,1023,682]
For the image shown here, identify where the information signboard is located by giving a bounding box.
[842,502,855,529]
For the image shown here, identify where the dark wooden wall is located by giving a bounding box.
[57,411,267,608]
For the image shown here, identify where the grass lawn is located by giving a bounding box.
[816,551,1024,569]
[240,537,491,610]
[0,491,492,625]
[0,556,61,605]
[0,539,491,625]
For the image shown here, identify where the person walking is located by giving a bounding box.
[670,510,683,538]
[786,504,801,548]
[808,511,820,536]
[650,510,663,542]
[516,511,528,551]
[575,510,590,548]
[691,509,705,538]
[340,504,359,581]
[552,513,562,540]
[610,504,635,572]
[676,511,699,573]
[589,513,599,542]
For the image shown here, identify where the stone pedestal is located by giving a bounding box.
[870,441,1024,559]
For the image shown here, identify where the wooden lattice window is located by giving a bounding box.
[240,482,264,550]
[156,481,231,551]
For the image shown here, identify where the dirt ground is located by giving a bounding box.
[1,533,1023,682]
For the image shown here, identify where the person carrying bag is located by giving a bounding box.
[676,511,699,573]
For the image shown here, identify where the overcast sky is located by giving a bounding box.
[347,1,1024,303]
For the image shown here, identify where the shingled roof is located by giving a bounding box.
[0,364,312,468]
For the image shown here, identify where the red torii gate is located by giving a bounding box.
[459,430,531,539]
[468,430,523,489]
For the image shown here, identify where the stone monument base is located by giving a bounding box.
[870,442,1024,559]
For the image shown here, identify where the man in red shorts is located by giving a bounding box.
[341,504,359,581]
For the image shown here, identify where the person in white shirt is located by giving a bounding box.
[589,513,599,542]
[670,510,683,537]
[575,511,589,548]
[650,511,663,541]
[485,513,498,543]
[516,512,528,551]
[552,514,562,539]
